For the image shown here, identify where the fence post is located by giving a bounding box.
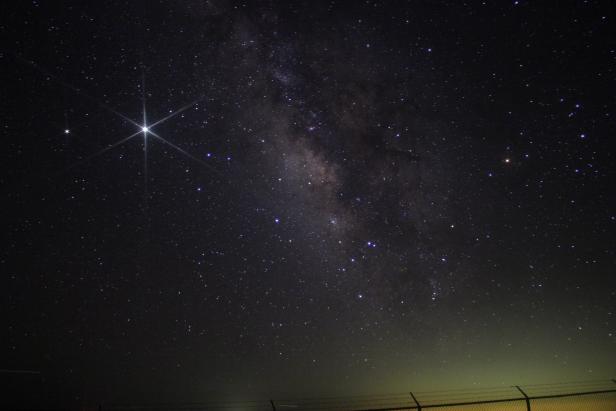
[515,385,531,411]
[409,391,421,410]
[270,399,276,411]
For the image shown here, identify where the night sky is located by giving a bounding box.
[2,0,616,407]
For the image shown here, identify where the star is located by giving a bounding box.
[65,85,221,181]
[23,59,218,182]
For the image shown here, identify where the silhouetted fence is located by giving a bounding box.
[103,379,616,411]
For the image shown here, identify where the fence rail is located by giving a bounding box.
[100,379,616,411]
[352,387,616,411]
